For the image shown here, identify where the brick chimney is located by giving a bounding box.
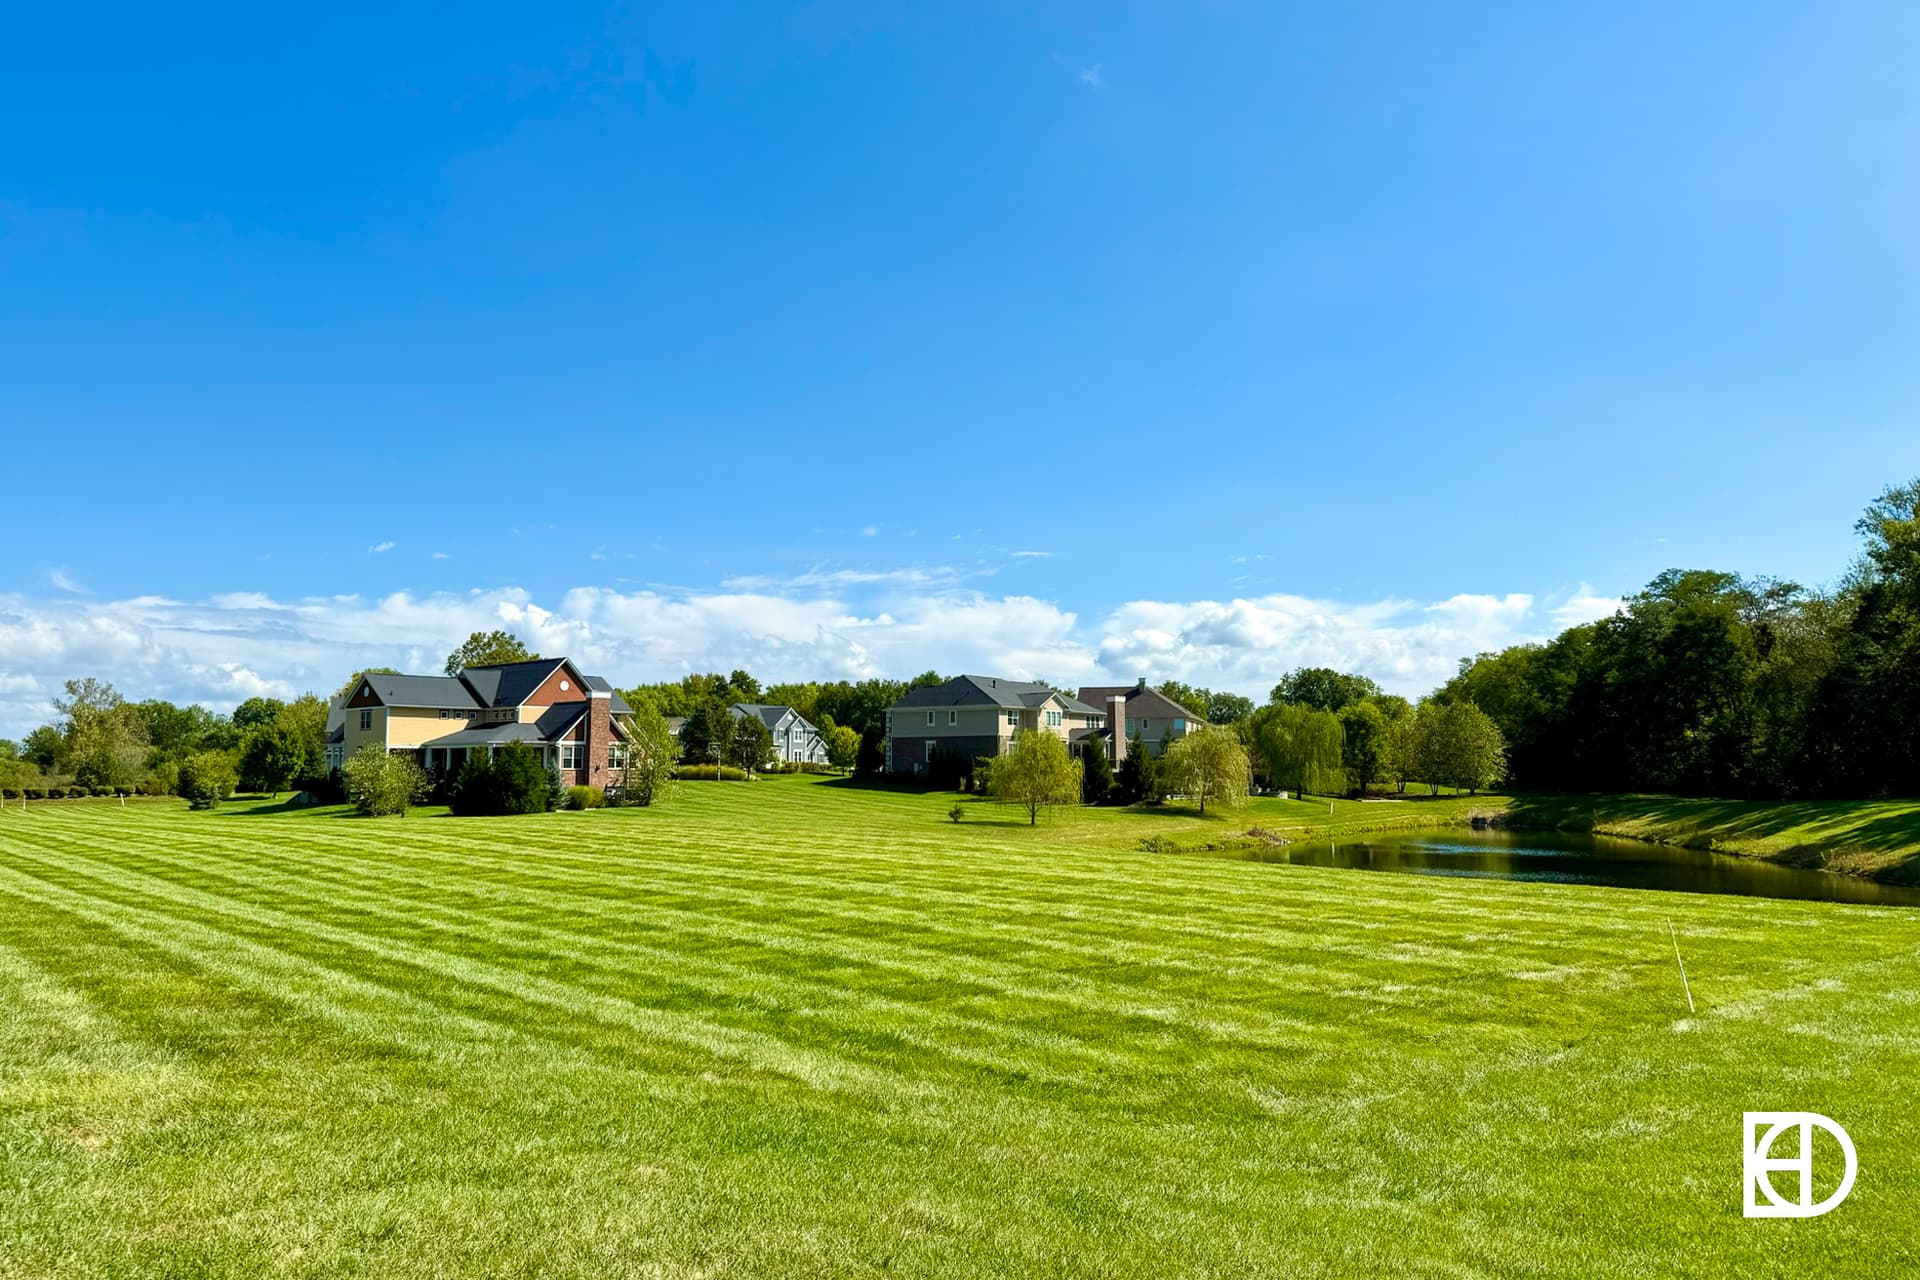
[1108,694,1127,765]
[585,688,611,788]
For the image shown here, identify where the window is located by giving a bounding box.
[948,710,957,726]
[439,710,449,720]
[1045,710,1061,727]
[1006,710,1018,726]
[607,743,627,768]
[559,742,584,770]
[359,709,372,732]
[559,679,570,692]
[926,711,935,726]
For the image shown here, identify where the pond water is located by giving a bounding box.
[1241,827,1920,907]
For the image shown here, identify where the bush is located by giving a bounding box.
[948,803,965,823]
[178,751,239,810]
[66,786,87,799]
[291,768,347,805]
[25,788,45,800]
[671,764,749,781]
[448,743,555,816]
[90,786,111,797]
[566,784,607,810]
[1,788,17,800]
[766,760,834,775]
[342,745,428,817]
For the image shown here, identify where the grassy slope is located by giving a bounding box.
[0,777,1915,1278]
[1507,793,1920,883]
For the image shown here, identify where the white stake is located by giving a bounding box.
[1668,920,1695,1014]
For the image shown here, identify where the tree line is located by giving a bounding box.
[1435,480,1920,799]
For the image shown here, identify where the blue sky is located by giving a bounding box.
[4,3,1919,729]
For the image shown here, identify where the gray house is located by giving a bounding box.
[731,703,828,765]
[884,675,1106,776]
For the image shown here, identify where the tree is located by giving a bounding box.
[1271,667,1383,714]
[1080,732,1115,804]
[231,696,285,733]
[618,707,679,807]
[342,745,428,816]
[1247,703,1344,797]
[726,712,774,775]
[1115,732,1162,805]
[1386,707,1426,794]
[678,700,734,765]
[1426,700,1507,794]
[1338,701,1389,795]
[1162,727,1250,815]
[448,742,552,816]
[238,723,306,796]
[20,725,64,773]
[988,729,1082,825]
[444,630,537,676]
[825,723,861,774]
[178,750,239,810]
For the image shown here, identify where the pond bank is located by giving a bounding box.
[1496,794,1920,886]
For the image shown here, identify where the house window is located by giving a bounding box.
[1006,710,1017,725]
[927,711,935,726]
[559,742,584,770]
[948,710,957,726]
[359,709,372,732]
[607,743,627,768]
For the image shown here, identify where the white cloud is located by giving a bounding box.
[0,580,1604,736]
[1010,550,1053,559]
[860,525,880,538]
[368,541,396,554]
[49,568,86,594]
[1550,583,1622,628]
[431,552,452,560]
[1079,64,1106,89]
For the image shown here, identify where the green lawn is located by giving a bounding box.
[2,776,1917,1277]
[1508,793,1920,883]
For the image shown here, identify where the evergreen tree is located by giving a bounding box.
[1080,732,1115,804]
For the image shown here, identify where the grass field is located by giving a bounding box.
[2,776,1917,1277]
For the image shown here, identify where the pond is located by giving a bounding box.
[1241,827,1920,907]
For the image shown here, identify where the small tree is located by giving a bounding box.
[678,700,733,766]
[726,713,774,776]
[619,707,679,807]
[1338,701,1389,797]
[825,724,861,774]
[1115,731,1161,804]
[1080,732,1115,805]
[444,629,538,676]
[178,750,238,810]
[1162,726,1250,816]
[988,729,1082,826]
[342,744,427,817]
[1430,700,1507,795]
[1386,709,1425,794]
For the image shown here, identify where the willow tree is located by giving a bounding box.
[989,729,1082,826]
[1249,703,1345,797]
[1162,726,1250,815]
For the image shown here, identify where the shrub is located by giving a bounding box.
[147,761,181,796]
[448,743,555,816]
[948,803,965,823]
[342,745,428,817]
[546,765,566,814]
[671,764,748,782]
[25,788,45,801]
[90,786,111,797]
[1,788,17,800]
[566,784,607,810]
[291,768,347,805]
[178,751,239,810]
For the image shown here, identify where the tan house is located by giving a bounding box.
[1076,679,1205,764]
[883,675,1107,775]
[325,658,634,791]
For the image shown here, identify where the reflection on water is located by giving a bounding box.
[1243,827,1920,907]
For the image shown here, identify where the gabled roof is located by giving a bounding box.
[1078,684,1204,723]
[428,722,553,748]
[583,675,633,716]
[890,675,1097,714]
[731,703,814,731]
[459,658,571,708]
[360,673,483,710]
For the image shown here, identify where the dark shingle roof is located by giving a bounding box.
[361,673,483,710]
[459,658,570,708]
[584,675,633,716]
[428,722,553,747]
[891,675,1095,714]
[731,703,814,731]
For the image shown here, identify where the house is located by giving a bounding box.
[883,675,1107,775]
[327,658,635,791]
[731,704,828,765]
[1076,678,1205,764]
